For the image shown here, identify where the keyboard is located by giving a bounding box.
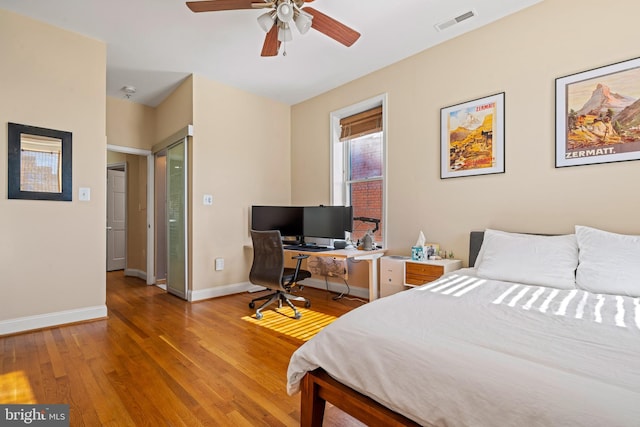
[284,244,331,252]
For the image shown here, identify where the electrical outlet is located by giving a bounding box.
[79,187,91,201]
[215,258,224,271]
[203,194,213,205]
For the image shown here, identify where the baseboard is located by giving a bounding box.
[189,282,256,302]
[188,279,369,302]
[0,305,108,336]
[124,268,147,281]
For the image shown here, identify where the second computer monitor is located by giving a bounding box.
[303,206,353,240]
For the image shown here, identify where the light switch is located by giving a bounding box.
[203,194,213,205]
[79,187,91,201]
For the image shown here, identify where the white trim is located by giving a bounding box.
[189,282,257,301]
[188,279,369,302]
[0,305,108,336]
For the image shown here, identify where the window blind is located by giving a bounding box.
[340,106,382,141]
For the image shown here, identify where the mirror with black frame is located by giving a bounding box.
[7,122,72,201]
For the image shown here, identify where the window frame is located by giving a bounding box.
[330,94,388,246]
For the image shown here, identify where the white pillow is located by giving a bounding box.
[476,229,578,289]
[575,225,640,297]
[474,229,510,267]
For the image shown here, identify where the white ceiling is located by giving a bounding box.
[0,0,542,107]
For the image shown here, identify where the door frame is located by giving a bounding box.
[151,125,193,299]
[106,144,155,285]
[164,139,189,300]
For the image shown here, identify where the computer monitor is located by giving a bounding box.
[303,206,353,239]
[250,206,304,238]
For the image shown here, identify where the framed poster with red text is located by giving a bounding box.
[440,92,505,179]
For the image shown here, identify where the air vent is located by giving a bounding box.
[435,10,476,32]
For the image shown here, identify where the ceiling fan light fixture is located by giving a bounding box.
[294,10,312,34]
[276,1,294,23]
[257,11,276,32]
[277,24,293,42]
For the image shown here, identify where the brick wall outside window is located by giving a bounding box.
[348,132,383,243]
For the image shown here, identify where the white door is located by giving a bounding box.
[107,169,126,271]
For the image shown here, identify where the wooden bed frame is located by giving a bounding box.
[300,368,421,427]
[298,232,487,426]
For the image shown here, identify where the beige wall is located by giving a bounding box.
[106,97,155,150]
[155,76,194,145]
[291,0,640,271]
[107,150,127,164]
[191,75,291,292]
[0,9,107,328]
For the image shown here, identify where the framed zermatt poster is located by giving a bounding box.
[556,57,640,167]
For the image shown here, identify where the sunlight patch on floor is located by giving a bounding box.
[242,308,337,341]
[0,371,36,403]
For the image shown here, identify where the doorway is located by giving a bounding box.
[105,126,191,295]
[106,146,155,284]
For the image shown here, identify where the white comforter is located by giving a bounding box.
[287,269,640,426]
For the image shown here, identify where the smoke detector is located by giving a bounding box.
[121,86,137,99]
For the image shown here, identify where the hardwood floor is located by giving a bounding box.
[0,272,368,426]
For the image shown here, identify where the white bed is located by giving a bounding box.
[287,227,640,426]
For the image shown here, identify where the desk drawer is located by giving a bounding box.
[405,263,444,286]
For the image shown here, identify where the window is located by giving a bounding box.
[331,96,386,246]
[21,149,61,192]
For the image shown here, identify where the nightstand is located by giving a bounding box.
[404,259,462,287]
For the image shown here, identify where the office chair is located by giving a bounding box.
[249,230,312,320]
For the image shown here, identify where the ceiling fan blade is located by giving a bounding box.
[186,0,259,13]
[261,25,281,57]
[304,7,360,47]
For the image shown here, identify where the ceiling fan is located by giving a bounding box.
[186,0,361,57]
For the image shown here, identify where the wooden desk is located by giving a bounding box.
[284,247,386,301]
